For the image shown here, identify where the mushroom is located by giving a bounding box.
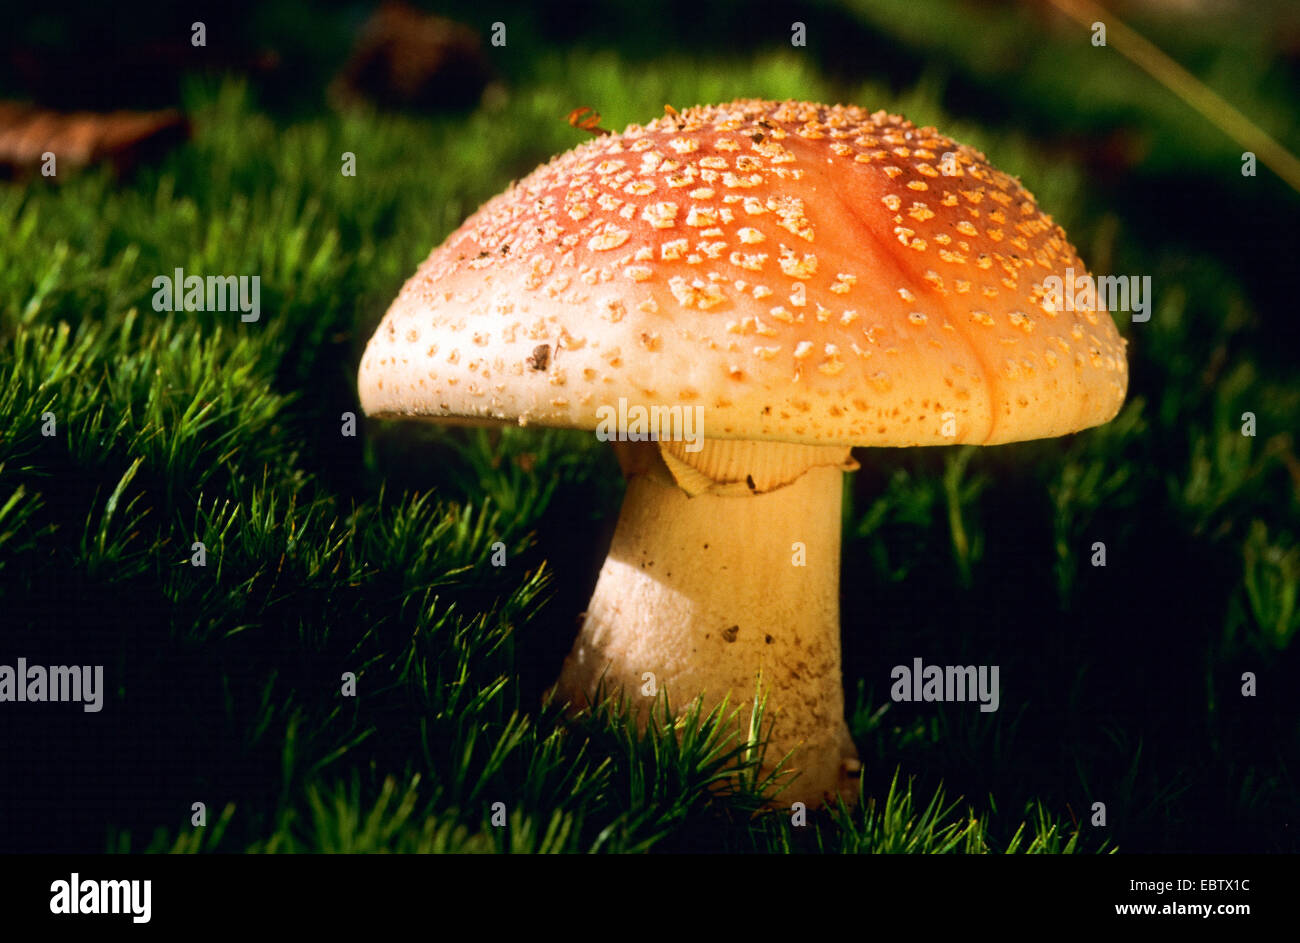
[357,100,1128,807]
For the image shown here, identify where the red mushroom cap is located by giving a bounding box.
[359,99,1127,446]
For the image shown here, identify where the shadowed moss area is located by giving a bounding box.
[1,1,1297,852]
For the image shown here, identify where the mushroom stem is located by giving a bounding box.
[554,439,860,807]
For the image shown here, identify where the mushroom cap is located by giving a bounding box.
[358,99,1127,446]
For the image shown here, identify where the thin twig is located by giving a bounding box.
[1045,0,1300,193]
